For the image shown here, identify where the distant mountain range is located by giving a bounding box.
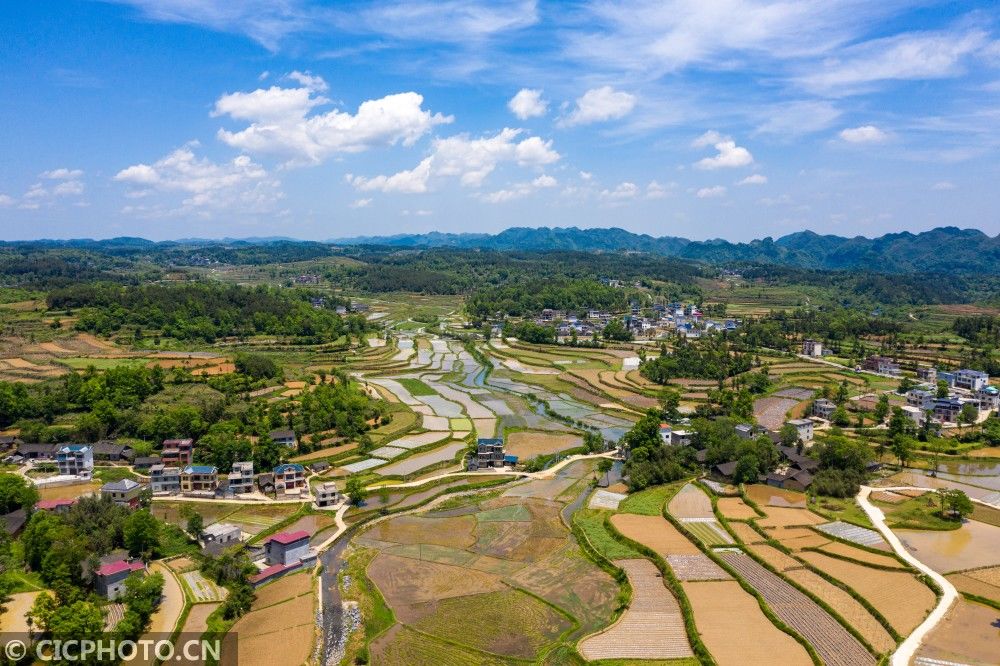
[332,226,1000,274]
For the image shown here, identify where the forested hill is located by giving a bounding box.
[332,226,1000,274]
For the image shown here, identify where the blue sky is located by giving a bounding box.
[1,0,998,241]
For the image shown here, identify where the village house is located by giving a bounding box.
[932,397,967,423]
[91,440,134,462]
[801,339,823,357]
[161,438,194,466]
[785,419,814,443]
[812,398,837,420]
[314,482,340,508]
[975,385,999,413]
[939,368,990,392]
[269,429,297,449]
[670,429,694,446]
[56,444,93,477]
[100,479,144,508]
[132,455,161,471]
[95,559,146,600]
[468,438,516,470]
[917,366,938,383]
[862,355,901,376]
[16,442,57,460]
[256,473,275,495]
[149,464,181,493]
[659,423,672,444]
[273,463,306,493]
[201,522,242,551]
[180,465,218,493]
[906,388,936,411]
[901,405,927,427]
[35,498,76,513]
[228,461,254,494]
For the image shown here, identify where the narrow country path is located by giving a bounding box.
[855,485,959,666]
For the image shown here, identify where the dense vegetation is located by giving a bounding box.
[47,282,365,342]
[640,337,753,383]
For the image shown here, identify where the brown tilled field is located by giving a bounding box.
[817,541,905,568]
[797,551,935,635]
[716,497,759,519]
[368,554,505,609]
[505,431,582,459]
[577,559,692,661]
[756,506,825,529]
[609,513,700,555]
[913,597,1000,666]
[667,483,714,519]
[727,521,765,544]
[250,571,313,608]
[746,543,801,571]
[718,551,875,666]
[784,568,895,653]
[681,580,813,666]
[946,571,1000,603]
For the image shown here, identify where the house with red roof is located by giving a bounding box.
[263,530,312,566]
[35,498,77,514]
[95,559,146,599]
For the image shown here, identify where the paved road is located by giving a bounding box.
[856,485,958,666]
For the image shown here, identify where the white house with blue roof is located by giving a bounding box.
[56,444,93,477]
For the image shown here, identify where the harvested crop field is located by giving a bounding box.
[897,520,1000,573]
[728,521,765,543]
[746,543,800,572]
[753,396,800,430]
[577,559,692,661]
[718,551,875,666]
[757,506,825,529]
[610,513,699,555]
[746,484,807,508]
[371,625,510,666]
[408,588,572,659]
[717,497,759,519]
[946,569,1000,602]
[179,602,219,636]
[368,554,504,607]
[667,483,714,519]
[361,514,476,549]
[251,571,313,608]
[797,550,935,635]
[817,541,903,568]
[505,431,581,458]
[36,481,100,501]
[913,598,1000,666]
[667,554,730,581]
[681,580,813,666]
[782,569,895,653]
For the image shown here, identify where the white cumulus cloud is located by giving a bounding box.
[40,168,84,180]
[561,86,636,126]
[212,75,453,165]
[348,128,559,193]
[931,180,956,191]
[696,185,726,198]
[508,88,548,119]
[739,174,768,185]
[600,182,639,200]
[349,198,372,208]
[839,125,888,143]
[693,131,753,169]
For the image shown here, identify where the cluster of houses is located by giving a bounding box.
[527,302,740,342]
[903,368,997,426]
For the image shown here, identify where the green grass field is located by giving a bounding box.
[574,509,641,560]
[618,483,683,516]
[397,378,437,396]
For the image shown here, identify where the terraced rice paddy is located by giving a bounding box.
[896,520,1000,573]
[227,573,315,666]
[912,598,1000,666]
[681,580,813,666]
[817,541,903,567]
[946,565,1000,602]
[783,568,895,653]
[718,551,875,666]
[757,506,825,529]
[373,442,466,476]
[680,519,733,546]
[716,496,759,519]
[667,554,731,581]
[667,483,714,519]
[505,431,582,459]
[797,550,936,635]
[609,513,700,556]
[746,484,808,508]
[577,559,692,661]
[815,520,887,548]
[746,543,801,572]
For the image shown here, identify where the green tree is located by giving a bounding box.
[186,512,204,540]
[123,510,159,557]
[345,476,367,505]
[890,434,913,468]
[938,489,973,520]
[959,402,978,425]
[733,454,760,484]
[936,379,950,399]
[873,394,890,423]
[659,388,681,421]
[0,473,39,514]
[779,423,799,447]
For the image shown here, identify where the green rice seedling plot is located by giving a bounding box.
[407,588,573,659]
[450,417,472,431]
[618,484,679,515]
[574,509,642,561]
[476,504,531,522]
[680,520,733,546]
[370,625,512,666]
[396,378,437,396]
